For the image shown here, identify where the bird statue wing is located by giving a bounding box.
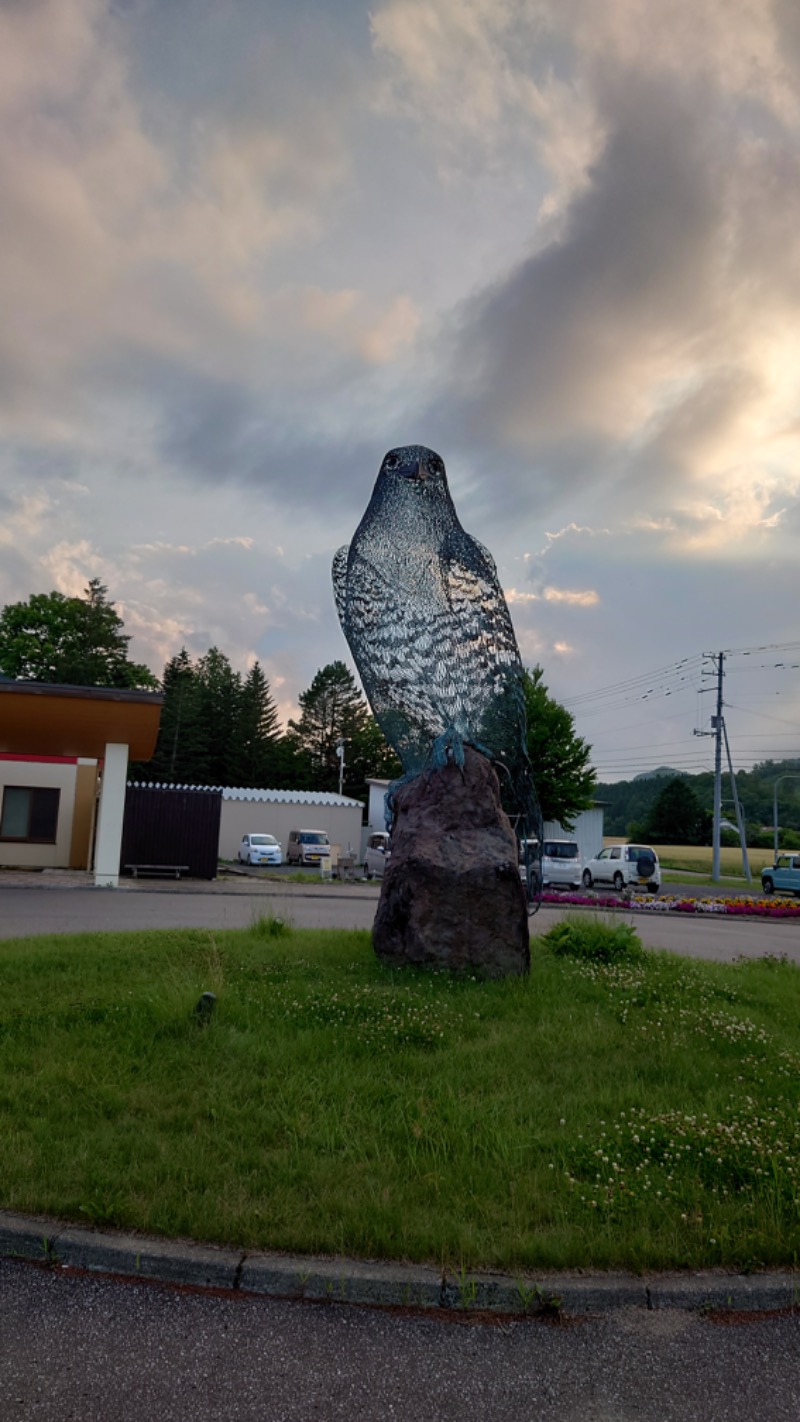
[439,528,523,682]
[440,527,541,850]
[332,544,350,624]
[335,545,445,773]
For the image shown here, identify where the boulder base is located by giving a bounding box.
[373,746,529,978]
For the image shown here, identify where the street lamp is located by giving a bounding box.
[336,739,346,796]
[773,775,800,859]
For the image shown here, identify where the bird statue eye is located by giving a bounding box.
[429,458,444,477]
[385,454,399,470]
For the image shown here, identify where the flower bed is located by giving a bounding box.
[540,890,800,919]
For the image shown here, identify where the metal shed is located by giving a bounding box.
[218,787,364,863]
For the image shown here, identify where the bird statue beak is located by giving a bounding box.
[399,457,425,481]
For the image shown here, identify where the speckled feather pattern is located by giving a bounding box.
[333,445,541,845]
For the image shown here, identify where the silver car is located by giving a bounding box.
[363,831,390,879]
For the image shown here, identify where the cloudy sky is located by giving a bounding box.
[2,0,799,781]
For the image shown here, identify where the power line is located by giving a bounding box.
[560,656,703,709]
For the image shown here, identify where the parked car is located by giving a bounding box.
[238,833,282,866]
[518,838,542,890]
[518,838,582,889]
[286,828,331,867]
[761,853,800,896]
[540,839,583,889]
[363,831,390,879]
[582,844,661,894]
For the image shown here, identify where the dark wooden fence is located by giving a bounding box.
[120,786,222,879]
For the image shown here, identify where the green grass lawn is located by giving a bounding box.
[1,914,799,1274]
[660,870,756,890]
[608,843,780,876]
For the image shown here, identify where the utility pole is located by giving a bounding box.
[697,652,747,882]
[336,739,345,796]
[699,651,727,875]
[722,719,751,881]
[711,652,724,884]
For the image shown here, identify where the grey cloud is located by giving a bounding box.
[422,64,800,526]
[84,344,381,520]
[447,77,724,438]
[771,0,800,72]
[628,367,762,492]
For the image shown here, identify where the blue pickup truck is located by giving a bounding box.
[761,853,800,897]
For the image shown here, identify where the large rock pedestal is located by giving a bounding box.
[372,746,529,978]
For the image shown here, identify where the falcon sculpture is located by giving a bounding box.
[332,444,541,853]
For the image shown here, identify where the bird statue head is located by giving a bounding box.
[367,445,456,535]
[378,445,447,485]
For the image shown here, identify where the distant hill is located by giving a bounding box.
[596,757,800,838]
[631,766,686,782]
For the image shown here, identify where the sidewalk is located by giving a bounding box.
[1,1210,797,1317]
[0,867,377,898]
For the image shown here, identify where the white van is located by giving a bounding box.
[286,828,331,867]
[519,838,582,889]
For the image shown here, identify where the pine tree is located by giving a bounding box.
[288,661,401,801]
[288,661,368,792]
[644,777,710,846]
[195,647,242,787]
[135,649,208,784]
[230,661,282,787]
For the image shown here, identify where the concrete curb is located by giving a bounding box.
[2,1210,798,1317]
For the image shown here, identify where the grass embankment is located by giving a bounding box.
[2,914,800,1273]
[607,842,777,878]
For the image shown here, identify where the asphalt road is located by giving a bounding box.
[2,882,800,963]
[2,1260,800,1422]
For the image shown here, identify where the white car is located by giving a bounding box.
[540,839,583,889]
[238,833,282,867]
[363,831,390,879]
[518,838,582,890]
[581,844,661,894]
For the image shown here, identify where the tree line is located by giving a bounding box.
[0,582,597,821]
[600,767,800,849]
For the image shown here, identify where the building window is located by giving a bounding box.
[0,786,61,843]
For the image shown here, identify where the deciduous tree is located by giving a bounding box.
[522,666,596,827]
[0,579,156,688]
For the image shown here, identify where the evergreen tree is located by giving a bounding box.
[134,648,208,784]
[195,647,242,787]
[288,661,369,793]
[133,648,299,790]
[522,666,597,827]
[288,660,400,801]
[230,661,281,787]
[342,713,402,803]
[0,579,156,688]
[644,777,712,845]
[268,733,316,792]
